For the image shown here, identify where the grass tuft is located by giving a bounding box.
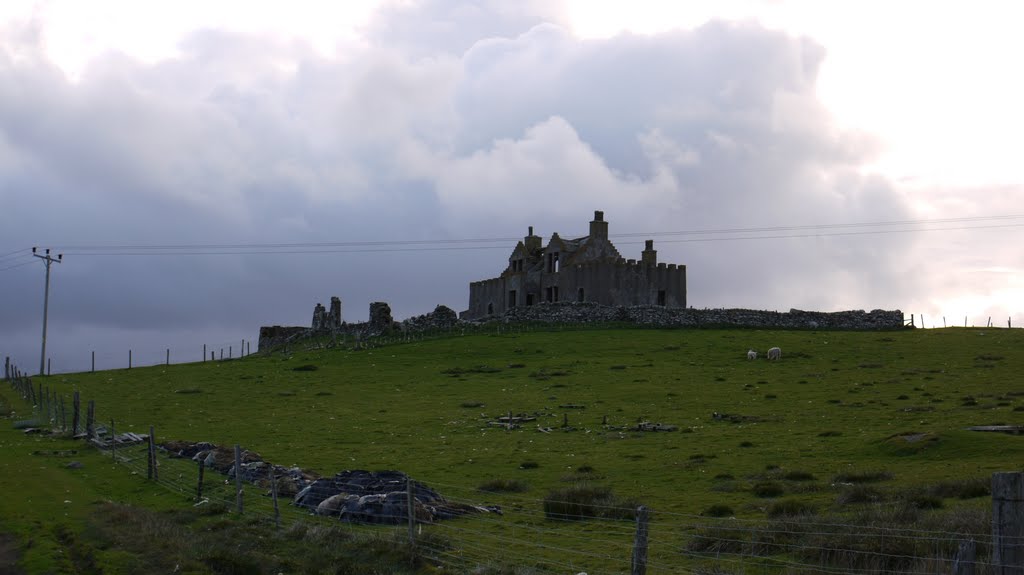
[543,483,640,521]
[833,470,893,484]
[703,504,734,518]
[478,478,529,493]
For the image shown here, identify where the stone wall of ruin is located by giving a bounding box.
[258,300,906,352]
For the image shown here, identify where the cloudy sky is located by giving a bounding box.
[2,0,1022,373]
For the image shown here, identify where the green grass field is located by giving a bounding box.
[3,326,1023,573]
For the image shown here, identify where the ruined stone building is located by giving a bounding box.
[462,211,686,320]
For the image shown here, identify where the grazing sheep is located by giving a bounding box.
[767,347,782,361]
[746,349,757,360]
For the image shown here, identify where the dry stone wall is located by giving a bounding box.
[499,302,905,330]
[259,298,905,352]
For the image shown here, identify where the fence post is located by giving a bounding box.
[47,358,50,376]
[72,391,80,435]
[166,349,169,366]
[147,426,157,480]
[59,396,66,431]
[196,459,205,502]
[270,465,280,529]
[992,472,1024,574]
[631,505,649,575]
[86,400,95,438]
[203,344,206,362]
[4,356,9,380]
[229,346,232,360]
[129,349,132,369]
[953,539,976,575]
[211,351,215,362]
[407,476,416,549]
[91,351,95,373]
[234,444,243,514]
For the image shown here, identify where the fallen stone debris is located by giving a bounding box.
[159,440,500,524]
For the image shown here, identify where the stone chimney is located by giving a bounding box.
[642,239,657,266]
[524,225,542,253]
[589,210,608,239]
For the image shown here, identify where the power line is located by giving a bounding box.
[38,214,1024,257]
[0,258,35,272]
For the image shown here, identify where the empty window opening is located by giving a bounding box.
[657,290,666,306]
[508,290,517,308]
[577,288,585,302]
[487,302,494,315]
[547,252,560,273]
[526,294,534,306]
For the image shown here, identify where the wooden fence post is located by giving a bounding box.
[631,505,649,575]
[234,444,243,514]
[47,358,50,376]
[129,349,132,369]
[91,351,95,373]
[59,396,66,431]
[72,391,80,435]
[203,344,207,362]
[4,356,9,380]
[166,349,169,366]
[407,476,416,549]
[953,539,976,575]
[196,459,205,502]
[270,466,280,529]
[992,472,1024,574]
[147,426,157,480]
[86,400,95,439]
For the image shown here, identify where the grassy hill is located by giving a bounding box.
[3,326,1023,573]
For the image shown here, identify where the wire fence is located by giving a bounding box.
[10,306,1021,378]
[6,359,1022,575]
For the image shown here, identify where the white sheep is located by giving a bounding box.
[746,349,757,360]
[767,347,782,361]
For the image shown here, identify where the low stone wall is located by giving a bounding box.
[500,302,905,330]
[259,302,905,351]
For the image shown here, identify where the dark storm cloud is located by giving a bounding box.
[0,2,919,372]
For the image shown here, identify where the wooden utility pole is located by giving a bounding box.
[31,247,62,376]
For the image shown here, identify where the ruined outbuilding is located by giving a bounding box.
[462,211,687,320]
